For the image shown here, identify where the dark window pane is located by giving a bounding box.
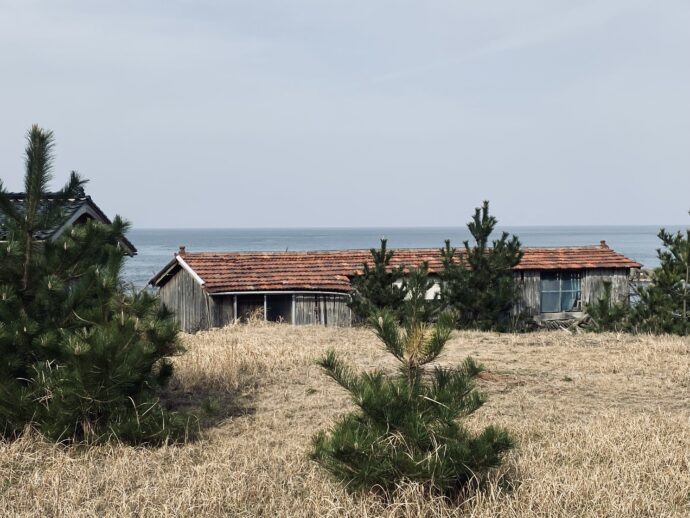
[561,276,581,292]
[541,274,560,292]
[541,292,561,313]
[560,290,579,311]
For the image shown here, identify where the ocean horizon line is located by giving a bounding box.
[129,224,684,231]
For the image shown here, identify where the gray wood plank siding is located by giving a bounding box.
[161,275,352,331]
[159,268,213,333]
[582,268,629,305]
[515,271,541,316]
[516,268,630,319]
[294,294,351,326]
[160,267,632,331]
[211,296,235,327]
[323,294,352,327]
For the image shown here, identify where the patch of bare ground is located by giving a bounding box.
[0,324,688,516]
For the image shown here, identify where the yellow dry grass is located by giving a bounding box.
[0,324,688,517]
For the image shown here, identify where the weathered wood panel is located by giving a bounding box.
[516,268,631,322]
[211,295,235,327]
[515,270,541,316]
[295,295,319,325]
[294,294,351,326]
[159,268,212,333]
[161,268,631,330]
[583,268,629,306]
[323,294,352,327]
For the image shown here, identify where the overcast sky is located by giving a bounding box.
[1,1,688,228]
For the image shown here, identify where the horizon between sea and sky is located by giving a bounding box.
[1,2,688,287]
[1,2,689,230]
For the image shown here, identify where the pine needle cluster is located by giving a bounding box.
[348,239,408,322]
[0,126,191,444]
[311,273,513,495]
[440,201,523,331]
[587,220,690,336]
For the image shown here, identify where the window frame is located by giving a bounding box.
[540,270,582,313]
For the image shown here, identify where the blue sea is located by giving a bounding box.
[122,226,685,289]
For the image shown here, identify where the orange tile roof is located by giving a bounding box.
[513,246,642,270]
[152,243,641,294]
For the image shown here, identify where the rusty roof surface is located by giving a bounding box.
[152,243,641,294]
[513,246,642,270]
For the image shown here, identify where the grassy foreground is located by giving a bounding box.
[0,324,688,517]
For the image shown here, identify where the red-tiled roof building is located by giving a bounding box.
[150,242,641,332]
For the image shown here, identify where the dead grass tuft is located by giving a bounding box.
[0,325,688,516]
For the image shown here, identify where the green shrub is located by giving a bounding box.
[586,282,630,332]
[311,298,513,495]
[440,201,523,331]
[348,238,408,322]
[630,226,690,335]
[0,126,192,444]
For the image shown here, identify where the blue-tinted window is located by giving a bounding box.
[540,271,581,313]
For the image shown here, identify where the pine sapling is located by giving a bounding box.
[311,266,513,495]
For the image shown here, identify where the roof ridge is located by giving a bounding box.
[153,243,642,291]
[181,244,614,256]
[5,192,90,200]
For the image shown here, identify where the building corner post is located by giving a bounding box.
[291,294,296,325]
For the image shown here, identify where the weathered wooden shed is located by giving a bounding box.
[149,247,359,332]
[512,241,639,322]
[149,242,641,332]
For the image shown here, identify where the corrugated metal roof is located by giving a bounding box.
[152,243,641,294]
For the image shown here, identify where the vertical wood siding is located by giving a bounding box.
[294,294,319,325]
[582,268,630,305]
[211,296,235,328]
[294,294,351,326]
[323,294,352,327]
[159,267,631,331]
[515,268,630,320]
[159,268,213,333]
[515,271,541,316]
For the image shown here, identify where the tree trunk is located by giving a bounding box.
[22,230,32,291]
[683,262,690,321]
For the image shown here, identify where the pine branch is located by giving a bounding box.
[369,311,404,361]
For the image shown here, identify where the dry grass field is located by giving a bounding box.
[0,324,688,517]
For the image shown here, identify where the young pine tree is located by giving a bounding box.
[585,281,630,332]
[440,201,523,331]
[0,125,191,444]
[348,238,407,321]
[311,267,513,496]
[400,262,439,326]
[630,220,690,335]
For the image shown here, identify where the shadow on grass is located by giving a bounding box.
[161,377,258,434]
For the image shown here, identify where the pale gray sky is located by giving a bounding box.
[1,1,688,228]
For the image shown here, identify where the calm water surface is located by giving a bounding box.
[123,226,683,289]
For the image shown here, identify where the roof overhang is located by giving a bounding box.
[149,254,205,288]
[58,198,137,256]
[209,290,350,296]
